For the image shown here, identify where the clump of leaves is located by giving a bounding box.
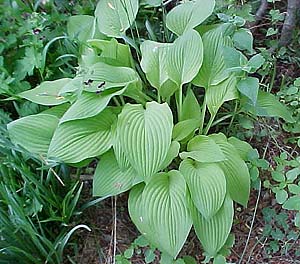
[7,0,295,262]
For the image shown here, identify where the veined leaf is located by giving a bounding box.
[159,141,180,170]
[246,91,295,123]
[228,137,252,161]
[166,0,215,36]
[82,62,139,92]
[166,30,203,86]
[117,102,173,182]
[180,159,226,219]
[48,108,116,163]
[172,119,199,142]
[190,195,233,257]
[129,171,192,258]
[206,74,238,116]
[193,26,232,88]
[140,40,170,90]
[140,40,178,98]
[60,88,127,123]
[42,104,70,118]
[87,38,134,68]
[93,150,141,197]
[180,135,226,163]
[181,88,201,121]
[7,114,59,156]
[95,0,139,38]
[209,134,250,207]
[18,78,71,105]
[67,15,96,42]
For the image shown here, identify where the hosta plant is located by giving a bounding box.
[6,0,293,262]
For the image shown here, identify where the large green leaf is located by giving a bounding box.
[67,15,96,42]
[18,78,71,105]
[172,119,199,142]
[166,0,215,36]
[159,141,180,170]
[246,91,295,123]
[128,171,192,258]
[82,62,139,92]
[209,134,250,207]
[116,102,173,182]
[180,135,226,163]
[60,88,127,123]
[48,109,116,163]
[95,0,139,38]
[93,150,141,197]
[180,159,226,219]
[237,77,259,105]
[205,74,239,115]
[228,137,252,161]
[193,26,231,88]
[190,195,234,257]
[7,114,59,156]
[181,88,201,121]
[166,30,203,86]
[87,38,134,68]
[140,40,176,95]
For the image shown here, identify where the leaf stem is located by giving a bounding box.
[176,85,183,121]
[203,112,216,135]
[199,95,207,134]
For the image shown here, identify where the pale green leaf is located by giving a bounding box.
[116,102,173,182]
[159,141,180,170]
[181,88,201,121]
[95,0,139,38]
[18,78,71,106]
[67,15,96,42]
[142,0,162,7]
[206,74,238,115]
[60,88,126,123]
[283,196,300,210]
[87,38,134,67]
[42,104,70,118]
[140,40,170,89]
[190,195,234,257]
[140,41,178,98]
[193,26,232,88]
[180,135,226,163]
[172,119,199,142]
[275,190,288,204]
[180,159,226,219]
[228,137,252,161]
[93,150,141,197]
[128,171,192,258]
[48,109,116,163]
[166,0,215,36]
[166,30,203,86]
[82,62,139,92]
[209,134,250,207]
[7,114,59,156]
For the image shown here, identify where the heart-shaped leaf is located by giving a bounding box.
[7,114,59,156]
[180,135,226,163]
[48,108,116,163]
[95,0,139,38]
[193,26,231,88]
[166,30,203,86]
[180,159,226,219]
[116,102,173,182]
[190,194,233,257]
[128,171,192,258]
[166,0,215,36]
[205,74,238,116]
[209,134,250,207]
[18,78,71,106]
[93,150,141,197]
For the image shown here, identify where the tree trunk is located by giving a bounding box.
[279,0,300,46]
